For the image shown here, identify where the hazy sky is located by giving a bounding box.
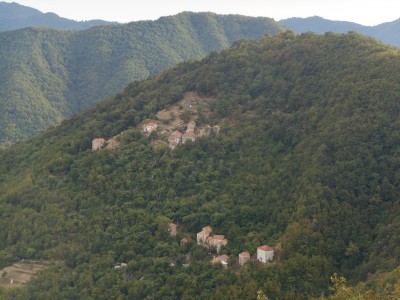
[4,0,399,26]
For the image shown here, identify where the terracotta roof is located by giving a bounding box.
[212,254,229,263]
[170,130,183,137]
[184,131,196,137]
[239,251,250,257]
[144,122,157,126]
[258,245,273,251]
[202,226,212,233]
[212,235,225,240]
[198,230,210,236]
[169,223,177,229]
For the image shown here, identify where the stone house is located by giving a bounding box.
[168,130,183,149]
[186,121,196,133]
[212,125,221,134]
[257,245,274,263]
[207,234,228,253]
[182,131,196,143]
[180,235,191,246]
[92,138,106,150]
[168,223,177,237]
[197,226,213,245]
[143,122,158,133]
[212,254,229,269]
[239,251,251,265]
[196,226,228,253]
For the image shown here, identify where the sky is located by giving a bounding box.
[4,0,400,26]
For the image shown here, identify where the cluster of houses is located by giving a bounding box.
[196,226,228,253]
[92,120,220,151]
[169,223,275,268]
[211,245,274,269]
[144,120,220,149]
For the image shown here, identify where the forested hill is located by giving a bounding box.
[0,2,112,30]
[0,12,284,148]
[280,16,400,47]
[1,32,400,299]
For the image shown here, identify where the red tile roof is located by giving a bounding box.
[212,235,225,240]
[258,245,273,251]
[202,226,212,233]
[239,251,250,257]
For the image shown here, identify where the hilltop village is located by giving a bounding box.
[91,92,221,151]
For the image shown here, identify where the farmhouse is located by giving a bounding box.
[143,122,158,133]
[168,130,183,149]
[168,223,177,237]
[92,138,106,150]
[196,226,228,253]
[212,254,229,268]
[238,251,251,265]
[182,131,196,143]
[257,245,274,263]
[197,226,213,245]
[207,234,228,253]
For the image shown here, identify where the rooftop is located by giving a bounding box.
[258,245,273,251]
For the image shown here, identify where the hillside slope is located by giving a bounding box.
[0,12,284,147]
[0,32,400,299]
[0,2,111,30]
[280,16,400,47]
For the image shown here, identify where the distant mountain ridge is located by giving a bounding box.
[280,16,400,47]
[0,2,112,30]
[0,11,284,147]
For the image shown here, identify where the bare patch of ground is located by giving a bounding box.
[0,260,53,288]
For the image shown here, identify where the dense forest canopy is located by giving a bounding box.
[0,32,400,299]
[0,11,284,148]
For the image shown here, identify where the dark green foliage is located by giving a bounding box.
[0,32,400,298]
[0,12,284,147]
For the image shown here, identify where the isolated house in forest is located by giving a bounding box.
[257,245,274,263]
[168,223,177,237]
[92,138,106,150]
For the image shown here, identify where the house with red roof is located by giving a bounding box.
[92,138,106,150]
[257,245,274,263]
[239,251,251,265]
[212,254,229,268]
[196,226,213,245]
[207,234,228,253]
[143,122,158,133]
[182,131,196,143]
